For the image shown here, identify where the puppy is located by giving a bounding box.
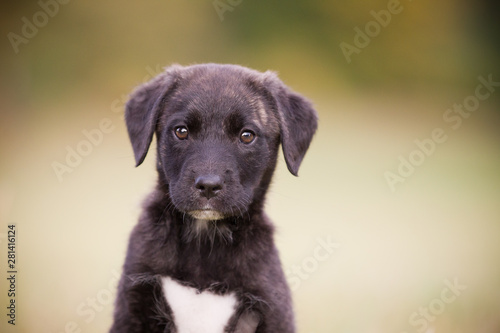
[110,64,318,333]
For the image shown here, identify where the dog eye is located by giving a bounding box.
[240,130,255,144]
[174,126,189,140]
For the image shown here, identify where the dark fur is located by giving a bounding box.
[110,64,318,333]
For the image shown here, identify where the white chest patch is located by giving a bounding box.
[161,276,238,333]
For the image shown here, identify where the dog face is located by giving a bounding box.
[157,71,281,221]
[125,64,317,222]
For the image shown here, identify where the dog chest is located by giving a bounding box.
[161,276,238,333]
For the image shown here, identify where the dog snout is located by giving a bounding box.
[195,174,223,200]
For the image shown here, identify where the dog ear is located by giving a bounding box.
[125,65,182,166]
[262,72,318,176]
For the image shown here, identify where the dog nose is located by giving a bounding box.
[195,175,223,199]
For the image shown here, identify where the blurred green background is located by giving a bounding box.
[1,0,499,332]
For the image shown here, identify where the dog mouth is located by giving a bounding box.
[188,209,225,221]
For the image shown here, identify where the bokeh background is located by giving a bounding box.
[1,1,499,332]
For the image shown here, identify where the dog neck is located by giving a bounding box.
[131,185,276,293]
[147,184,273,248]
[181,218,236,247]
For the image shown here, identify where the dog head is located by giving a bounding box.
[125,64,317,222]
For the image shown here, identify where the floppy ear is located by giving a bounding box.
[125,65,182,166]
[262,72,318,176]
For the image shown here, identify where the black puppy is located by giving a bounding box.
[110,64,318,333]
